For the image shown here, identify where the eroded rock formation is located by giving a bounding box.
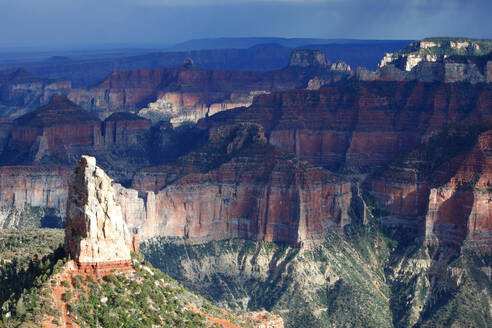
[0,95,151,165]
[361,38,492,83]
[364,123,492,249]
[64,155,135,264]
[200,81,492,171]
[126,124,352,245]
[68,53,352,125]
[0,68,71,119]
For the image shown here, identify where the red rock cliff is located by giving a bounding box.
[364,123,492,249]
[200,81,492,171]
[68,63,350,123]
[126,124,352,245]
[3,96,151,164]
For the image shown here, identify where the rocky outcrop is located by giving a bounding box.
[5,95,102,163]
[378,38,492,71]
[288,49,328,68]
[0,68,71,119]
[200,81,492,172]
[64,155,135,264]
[366,38,492,83]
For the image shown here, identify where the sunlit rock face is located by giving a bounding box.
[126,124,352,245]
[68,53,352,125]
[64,155,133,263]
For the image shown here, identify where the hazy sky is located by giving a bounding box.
[2,0,492,48]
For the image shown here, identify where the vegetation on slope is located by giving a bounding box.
[142,221,395,328]
[0,229,263,328]
[0,228,64,319]
[143,208,491,328]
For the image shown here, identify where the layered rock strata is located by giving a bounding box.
[69,51,352,124]
[200,81,492,171]
[126,124,352,245]
[0,68,71,119]
[360,38,492,83]
[364,123,492,249]
[0,166,70,228]
[1,95,150,164]
[64,155,135,264]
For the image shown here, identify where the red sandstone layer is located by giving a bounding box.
[200,81,492,171]
[364,127,492,249]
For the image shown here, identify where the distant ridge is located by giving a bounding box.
[171,37,413,51]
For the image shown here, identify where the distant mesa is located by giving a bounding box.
[45,55,72,63]
[360,37,492,83]
[288,49,328,68]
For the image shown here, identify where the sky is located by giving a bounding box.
[2,0,492,49]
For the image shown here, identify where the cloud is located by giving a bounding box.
[0,0,491,48]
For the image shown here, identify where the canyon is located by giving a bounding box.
[0,38,491,327]
[0,80,491,250]
[68,50,351,124]
[200,81,492,171]
[0,68,71,119]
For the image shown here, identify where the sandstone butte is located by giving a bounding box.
[0,95,150,165]
[64,155,137,276]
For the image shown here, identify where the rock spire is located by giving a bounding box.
[64,155,134,263]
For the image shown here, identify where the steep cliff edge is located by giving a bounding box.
[0,96,152,180]
[69,50,352,125]
[358,38,492,83]
[64,155,135,265]
[127,123,351,245]
[0,68,71,119]
[0,157,284,327]
[200,81,492,172]
[363,121,492,249]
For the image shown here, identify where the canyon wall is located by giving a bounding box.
[68,51,352,124]
[364,125,492,249]
[0,165,70,228]
[0,68,71,119]
[0,95,151,165]
[0,125,353,246]
[362,38,492,83]
[200,81,492,171]
[125,124,352,245]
